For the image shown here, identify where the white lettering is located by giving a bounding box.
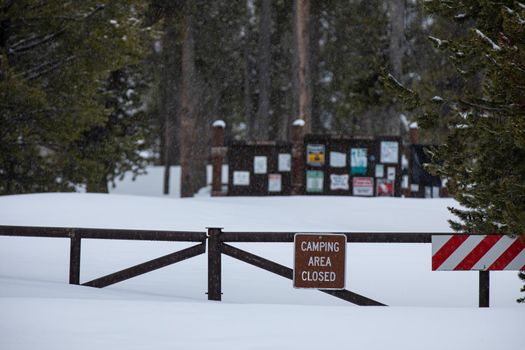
[300,271,337,282]
[301,240,341,252]
[307,256,333,267]
[301,271,308,281]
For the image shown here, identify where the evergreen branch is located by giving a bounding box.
[20,5,107,22]
[10,4,107,80]
[84,4,106,20]
[27,1,49,12]
[9,29,66,54]
[10,4,106,54]
[18,58,59,79]
[458,99,513,113]
[24,55,76,81]
[381,72,420,110]
[474,28,502,51]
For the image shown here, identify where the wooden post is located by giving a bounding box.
[479,271,490,307]
[409,124,420,145]
[405,124,421,198]
[207,227,222,301]
[403,124,420,198]
[291,119,305,195]
[69,229,81,285]
[211,121,226,196]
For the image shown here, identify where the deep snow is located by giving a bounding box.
[0,167,523,349]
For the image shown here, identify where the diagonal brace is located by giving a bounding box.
[83,242,206,288]
[220,243,385,306]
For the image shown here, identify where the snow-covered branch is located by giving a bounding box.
[474,29,501,51]
[10,29,66,54]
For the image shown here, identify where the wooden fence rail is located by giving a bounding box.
[208,228,475,306]
[0,225,491,307]
[0,225,207,286]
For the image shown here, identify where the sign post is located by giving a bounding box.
[432,234,525,308]
[294,233,346,289]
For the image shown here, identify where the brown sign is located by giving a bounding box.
[294,233,346,289]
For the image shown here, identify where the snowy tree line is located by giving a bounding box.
[1,2,524,252]
[0,0,453,195]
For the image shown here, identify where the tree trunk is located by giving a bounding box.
[291,0,300,138]
[86,173,108,193]
[243,4,255,140]
[253,0,272,141]
[386,0,406,136]
[244,44,254,139]
[193,86,212,195]
[161,8,181,194]
[295,0,311,134]
[180,5,206,198]
[309,3,321,133]
[389,0,405,80]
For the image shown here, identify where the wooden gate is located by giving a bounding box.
[0,225,206,287]
[0,225,494,307]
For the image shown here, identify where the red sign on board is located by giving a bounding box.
[376,178,394,197]
[352,177,374,196]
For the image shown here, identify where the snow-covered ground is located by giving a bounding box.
[0,166,523,349]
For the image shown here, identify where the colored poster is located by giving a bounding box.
[375,164,384,178]
[350,148,367,175]
[352,177,374,197]
[306,144,325,166]
[330,152,347,168]
[253,156,267,174]
[387,166,396,180]
[306,170,324,192]
[268,174,282,192]
[376,178,394,197]
[330,174,349,190]
[380,141,399,164]
[278,153,291,172]
[233,171,250,186]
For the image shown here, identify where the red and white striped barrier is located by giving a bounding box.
[432,235,525,271]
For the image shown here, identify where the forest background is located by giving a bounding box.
[1,0,524,260]
[0,0,456,196]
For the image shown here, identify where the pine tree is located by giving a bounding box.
[419,0,525,236]
[150,0,248,196]
[386,0,525,301]
[75,64,157,193]
[316,0,391,135]
[0,1,149,193]
[398,0,469,144]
